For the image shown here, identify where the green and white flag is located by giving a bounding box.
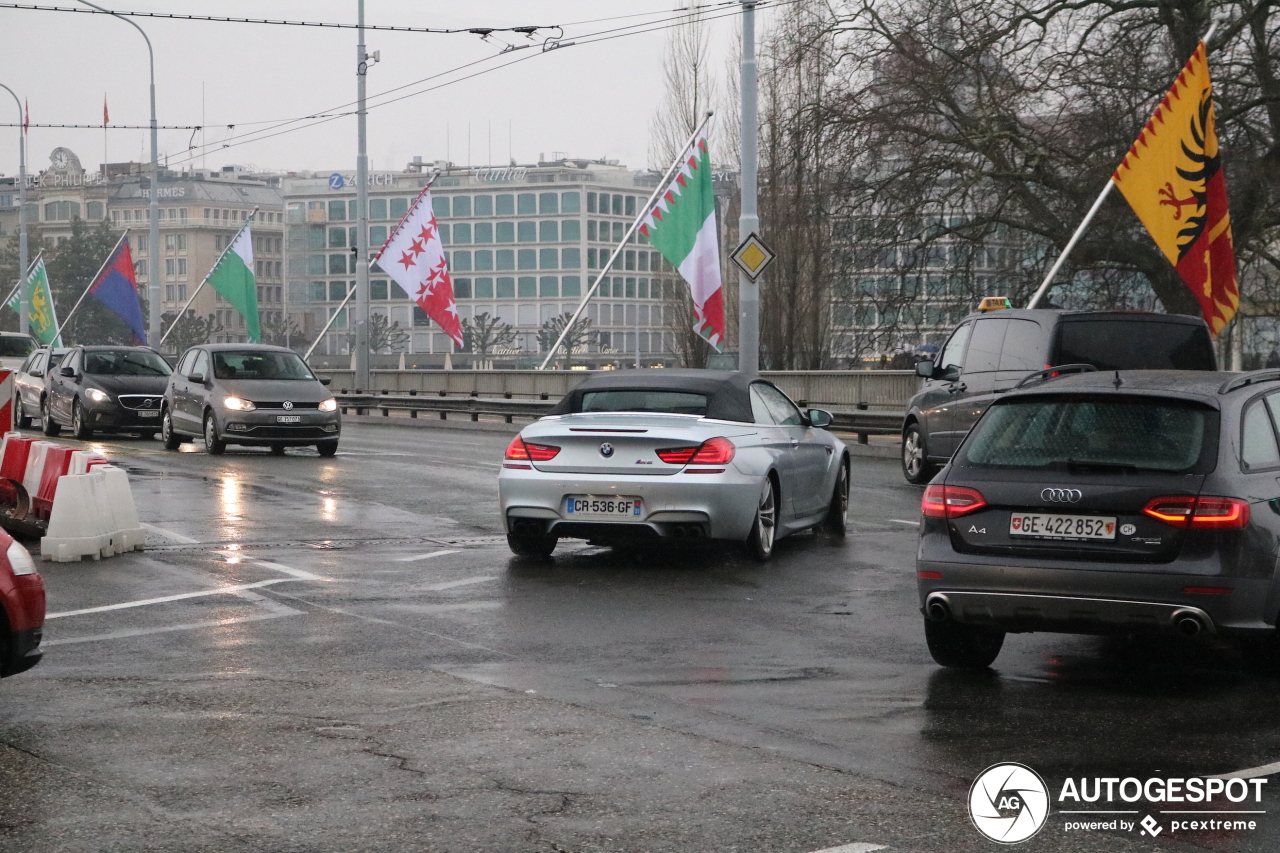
[639,137,724,351]
[207,223,259,342]
[7,258,63,346]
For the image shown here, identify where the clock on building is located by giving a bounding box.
[49,147,81,173]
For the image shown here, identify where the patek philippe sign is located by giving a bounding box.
[30,147,105,188]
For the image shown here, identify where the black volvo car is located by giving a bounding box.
[917,367,1280,668]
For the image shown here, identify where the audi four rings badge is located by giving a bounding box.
[1041,488,1083,503]
[599,443,614,458]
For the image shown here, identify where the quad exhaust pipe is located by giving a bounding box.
[669,524,704,539]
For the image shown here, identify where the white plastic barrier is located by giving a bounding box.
[97,465,145,554]
[68,450,107,475]
[40,471,116,562]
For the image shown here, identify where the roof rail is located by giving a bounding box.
[1011,363,1098,391]
[1218,370,1280,395]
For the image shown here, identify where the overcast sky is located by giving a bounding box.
[0,1,765,180]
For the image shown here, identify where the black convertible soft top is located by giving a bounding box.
[549,369,759,423]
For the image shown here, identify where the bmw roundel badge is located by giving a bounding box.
[599,443,614,458]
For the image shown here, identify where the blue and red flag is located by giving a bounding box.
[91,238,146,344]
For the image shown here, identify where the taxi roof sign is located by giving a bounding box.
[978,296,1012,311]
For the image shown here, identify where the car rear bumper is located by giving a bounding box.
[2,626,42,677]
[917,560,1276,635]
[499,468,762,542]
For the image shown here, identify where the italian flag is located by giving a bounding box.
[640,137,725,351]
[208,224,260,343]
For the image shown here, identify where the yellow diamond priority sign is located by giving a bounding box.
[731,233,776,281]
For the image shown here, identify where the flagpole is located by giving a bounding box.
[303,286,356,361]
[538,111,714,371]
[1,250,43,315]
[52,230,129,343]
[1026,17,1225,309]
[158,207,258,347]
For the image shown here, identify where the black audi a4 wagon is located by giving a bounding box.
[917,367,1280,668]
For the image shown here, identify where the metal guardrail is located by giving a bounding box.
[335,391,903,441]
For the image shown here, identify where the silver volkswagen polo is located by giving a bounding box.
[498,370,850,560]
[161,344,340,456]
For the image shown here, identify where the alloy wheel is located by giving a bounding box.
[903,431,923,479]
[757,480,776,555]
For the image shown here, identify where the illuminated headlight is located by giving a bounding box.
[7,540,36,576]
[85,388,110,404]
[223,396,256,412]
[318,398,338,413]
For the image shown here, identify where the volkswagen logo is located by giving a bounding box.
[282,401,294,411]
[1041,488,1083,503]
[599,442,614,458]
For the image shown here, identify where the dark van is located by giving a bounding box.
[902,309,1217,483]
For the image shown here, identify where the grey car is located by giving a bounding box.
[918,367,1280,668]
[161,344,340,456]
[498,370,850,560]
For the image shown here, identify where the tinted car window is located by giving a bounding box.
[1241,399,1280,471]
[998,319,1045,372]
[960,395,1217,474]
[963,319,1007,373]
[1053,318,1216,370]
[580,390,707,415]
[0,336,36,358]
[212,351,314,381]
[937,323,971,373]
[754,383,803,426]
[64,350,82,373]
[84,350,171,376]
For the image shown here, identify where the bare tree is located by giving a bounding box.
[161,312,222,354]
[260,312,304,349]
[462,311,517,362]
[538,313,593,369]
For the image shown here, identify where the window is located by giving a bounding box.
[328,200,346,221]
[637,279,648,299]
[612,222,624,242]
[637,252,649,272]
[752,383,803,426]
[625,278,636,298]
[937,322,971,373]
[453,223,472,244]
[587,221,597,241]
[329,254,348,274]
[625,250,635,271]
[612,195,623,216]
[44,200,81,221]
[518,249,537,270]
[998,320,1045,373]
[474,250,493,271]
[496,194,515,215]
[562,220,581,241]
[539,221,558,242]
[452,196,471,217]
[1243,399,1280,470]
[562,276,581,297]
[517,194,537,215]
[349,226,358,248]
[329,281,348,301]
[496,277,515,298]
[496,249,515,270]
[177,259,186,276]
[561,192,580,213]
[452,251,472,271]
[539,192,558,214]
[308,228,325,249]
[475,278,494,298]
[625,196,636,216]
[561,248,581,269]
[165,258,175,277]
[165,284,175,301]
[454,278,472,299]
[474,222,493,243]
[588,248,598,269]
[308,255,327,275]
[518,277,537,298]
[540,276,558,297]
[517,221,536,242]
[496,222,514,242]
[438,224,451,244]
[432,196,450,217]
[87,201,104,220]
[474,195,493,216]
[390,198,409,219]
[370,225,387,246]
[964,319,1007,373]
[328,227,346,248]
[369,198,388,220]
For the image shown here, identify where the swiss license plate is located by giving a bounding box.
[276,415,302,424]
[1009,513,1117,540]
[138,411,159,418]
[565,495,643,520]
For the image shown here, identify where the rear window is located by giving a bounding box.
[580,390,707,416]
[0,336,36,358]
[959,395,1218,474]
[1053,319,1215,370]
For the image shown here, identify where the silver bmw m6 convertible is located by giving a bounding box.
[498,370,850,560]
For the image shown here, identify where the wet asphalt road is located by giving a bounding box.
[2,420,1280,852]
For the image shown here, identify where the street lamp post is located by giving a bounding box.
[77,0,161,347]
[354,0,371,390]
[738,0,760,376]
[0,83,27,336]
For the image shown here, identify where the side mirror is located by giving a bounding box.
[807,409,833,429]
[915,360,935,379]
[187,372,206,384]
[318,376,332,387]
[59,366,75,378]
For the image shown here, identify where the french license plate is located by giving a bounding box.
[138,411,159,418]
[276,415,302,424]
[1009,513,1117,540]
[565,495,643,520]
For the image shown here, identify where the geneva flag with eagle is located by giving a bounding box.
[1112,42,1238,334]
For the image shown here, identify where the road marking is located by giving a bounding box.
[889,519,920,526]
[253,559,324,581]
[46,578,309,619]
[808,844,887,853]
[418,575,495,591]
[1211,761,1280,779]
[141,523,200,544]
[395,549,462,563]
[44,607,299,646]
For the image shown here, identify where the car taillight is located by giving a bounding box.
[656,437,736,466]
[1142,495,1250,529]
[503,437,560,463]
[921,485,987,518]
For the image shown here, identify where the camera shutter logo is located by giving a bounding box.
[1041,488,1083,503]
[968,763,1050,844]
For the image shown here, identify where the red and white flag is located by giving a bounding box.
[372,185,462,346]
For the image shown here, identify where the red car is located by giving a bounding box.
[0,533,44,677]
